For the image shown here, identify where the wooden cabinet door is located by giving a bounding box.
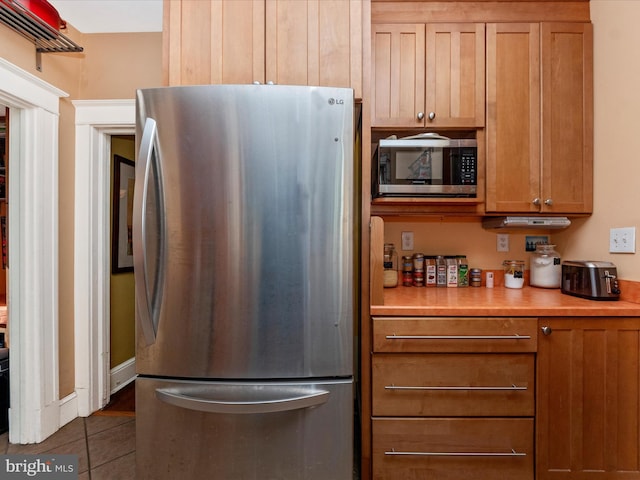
[541,22,593,213]
[371,23,426,127]
[425,23,485,128]
[266,0,362,98]
[371,23,483,128]
[486,22,593,214]
[164,0,265,86]
[164,0,362,96]
[486,23,541,213]
[537,317,640,479]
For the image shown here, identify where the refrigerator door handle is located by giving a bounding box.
[134,117,166,345]
[155,386,330,414]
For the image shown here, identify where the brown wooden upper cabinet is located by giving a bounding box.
[486,22,593,214]
[371,23,485,128]
[163,0,362,99]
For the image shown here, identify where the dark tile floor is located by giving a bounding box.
[0,414,135,480]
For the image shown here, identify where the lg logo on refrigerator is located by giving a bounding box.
[328,98,344,105]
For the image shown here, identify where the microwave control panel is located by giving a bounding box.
[457,148,477,185]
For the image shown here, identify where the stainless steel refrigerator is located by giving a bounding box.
[133,85,355,479]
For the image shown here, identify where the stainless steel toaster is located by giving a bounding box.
[561,260,620,300]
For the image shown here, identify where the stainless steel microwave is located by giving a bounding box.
[374,133,477,197]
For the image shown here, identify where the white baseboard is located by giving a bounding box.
[59,392,79,424]
[110,357,136,394]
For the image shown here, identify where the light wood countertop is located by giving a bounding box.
[371,285,640,317]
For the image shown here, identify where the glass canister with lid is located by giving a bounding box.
[503,260,525,289]
[530,244,561,288]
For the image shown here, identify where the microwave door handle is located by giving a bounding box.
[400,132,450,141]
[134,117,166,345]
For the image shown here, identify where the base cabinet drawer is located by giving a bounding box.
[373,317,537,353]
[372,418,534,480]
[373,353,535,416]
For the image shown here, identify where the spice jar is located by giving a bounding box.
[503,260,525,289]
[413,253,425,287]
[436,255,447,287]
[383,243,398,288]
[530,244,561,288]
[402,256,414,286]
[425,256,437,287]
[470,268,482,287]
[446,256,458,288]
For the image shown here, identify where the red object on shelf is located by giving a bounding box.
[13,0,65,30]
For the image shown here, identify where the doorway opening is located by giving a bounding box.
[0,57,68,444]
[109,135,136,395]
[73,99,135,417]
[0,106,9,435]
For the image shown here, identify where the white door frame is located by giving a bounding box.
[0,58,67,443]
[73,99,135,416]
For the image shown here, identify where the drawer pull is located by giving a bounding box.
[386,334,531,340]
[385,448,526,457]
[384,384,527,391]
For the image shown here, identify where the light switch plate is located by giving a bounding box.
[610,227,636,253]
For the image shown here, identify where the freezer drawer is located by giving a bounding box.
[136,377,353,479]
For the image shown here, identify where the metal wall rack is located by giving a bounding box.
[0,0,83,71]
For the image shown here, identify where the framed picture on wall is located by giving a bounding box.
[112,154,135,273]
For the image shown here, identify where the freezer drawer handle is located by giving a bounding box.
[385,448,526,457]
[155,387,330,414]
[386,334,531,340]
[384,384,527,391]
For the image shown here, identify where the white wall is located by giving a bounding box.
[555,1,640,281]
[382,3,640,282]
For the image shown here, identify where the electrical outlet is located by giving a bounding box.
[497,233,509,252]
[401,231,414,251]
[610,227,636,253]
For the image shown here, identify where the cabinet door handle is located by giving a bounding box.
[544,198,554,206]
[385,448,526,457]
[385,334,531,340]
[541,326,553,336]
[417,112,425,120]
[532,197,541,206]
[384,384,527,391]
[428,111,436,120]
